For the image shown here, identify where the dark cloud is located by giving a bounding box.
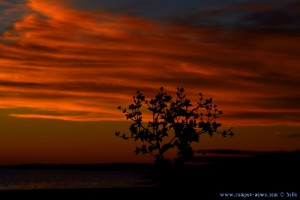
[0,80,43,88]
[227,111,300,123]
[241,10,300,31]
[225,96,300,111]
[0,0,27,32]
[283,133,300,139]
[163,0,300,34]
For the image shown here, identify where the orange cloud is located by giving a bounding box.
[0,0,299,126]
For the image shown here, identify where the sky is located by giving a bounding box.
[0,0,299,165]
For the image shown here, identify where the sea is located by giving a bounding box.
[0,168,155,190]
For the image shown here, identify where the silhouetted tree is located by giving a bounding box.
[115,87,233,166]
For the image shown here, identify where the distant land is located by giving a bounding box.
[0,162,154,171]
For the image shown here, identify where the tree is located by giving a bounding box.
[115,87,233,166]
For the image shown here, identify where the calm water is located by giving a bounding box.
[0,169,154,190]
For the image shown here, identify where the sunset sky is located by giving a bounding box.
[0,0,299,165]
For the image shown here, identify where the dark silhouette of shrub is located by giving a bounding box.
[115,87,233,166]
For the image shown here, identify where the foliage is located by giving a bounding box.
[115,87,233,165]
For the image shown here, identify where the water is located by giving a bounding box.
[0,169,153,190]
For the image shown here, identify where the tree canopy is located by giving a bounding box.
[115,87,233,165]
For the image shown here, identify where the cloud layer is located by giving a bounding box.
[0,0,299,126]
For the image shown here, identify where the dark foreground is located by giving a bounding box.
[0,150,299,199]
